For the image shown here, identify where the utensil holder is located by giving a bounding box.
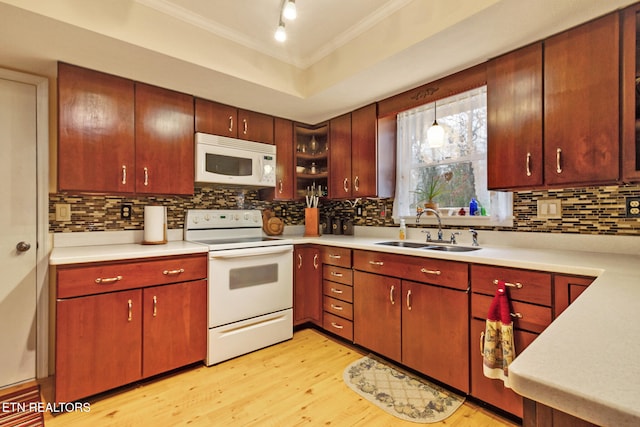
[304,208,320,237]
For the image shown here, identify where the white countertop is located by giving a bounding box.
[49,227,640,425]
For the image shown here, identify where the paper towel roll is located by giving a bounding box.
[143,206,167,244]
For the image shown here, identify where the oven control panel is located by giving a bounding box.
[185,209,262,230]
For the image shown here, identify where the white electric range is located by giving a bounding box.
[184,209,293,365]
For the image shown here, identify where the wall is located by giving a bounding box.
[50,183,640,236]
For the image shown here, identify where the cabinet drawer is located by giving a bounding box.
[353,250,468,290]
[323,296,353,320]
[57,254,207,298]
[471,264,552,306]
[323,312,353,341]
[471,294,552,334]
[320,247,352,268]
[323,265,352,285]
[323,280,353,303]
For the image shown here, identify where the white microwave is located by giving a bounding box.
[195,133,276,187]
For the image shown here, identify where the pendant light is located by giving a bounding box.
[427,101,444,148]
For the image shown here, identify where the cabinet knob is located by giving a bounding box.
[16,241,31,252]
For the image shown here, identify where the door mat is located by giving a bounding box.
[0,384,44,427]
[343,355,465,423]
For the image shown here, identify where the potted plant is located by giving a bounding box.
[413,174,444,213]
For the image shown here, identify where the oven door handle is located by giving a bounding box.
[209,245,293,259]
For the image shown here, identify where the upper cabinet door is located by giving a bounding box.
[237,109,274,144]
[621,3,640,183]
[58,63,135,193]
[194,98,237,138]
[487,43,543,190]
[544,12,620,186]
[351,104,378,197]
[273,117,295,200]
[328,113,352,198]
[135,83,194,195]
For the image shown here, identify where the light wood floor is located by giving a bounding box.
[41,328,519,426]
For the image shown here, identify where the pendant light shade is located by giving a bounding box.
[428,102,444,148]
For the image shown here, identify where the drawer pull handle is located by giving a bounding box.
[420,268,441,275]
[493,279,523,289]
[298,253,303,269]
[511,312,523,319]
[406,289,412,311]
[330,304,343,311]
[95,275,122,284]
[330,271,343,277]
[330,287,343,294]
[389,285,395,305]
[556,147,563,174]
[526,152,532,177]
[228,116,234,132]
[329,254,342,259]
[480,331,485,356]
[153,295,157,317]
[330,322,344,330]
[313,254,319,269]
[127,299,133,322]
[163,268,185,276]
[369,261,384,266]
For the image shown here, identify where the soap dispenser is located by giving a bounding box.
[399,219,407,240]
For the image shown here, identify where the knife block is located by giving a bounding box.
[304,208,320,237]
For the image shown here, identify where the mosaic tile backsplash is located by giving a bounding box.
[49,184,640,236]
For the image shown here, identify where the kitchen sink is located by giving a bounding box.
[423,245,481,252]
[375,241,429,249]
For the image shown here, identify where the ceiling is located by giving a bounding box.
[0,0,636,123]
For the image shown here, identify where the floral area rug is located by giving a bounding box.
[343,355,465,423]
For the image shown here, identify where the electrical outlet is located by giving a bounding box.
[626,197,640,218]
[121,204,133,220]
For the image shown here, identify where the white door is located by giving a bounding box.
[0,77,38,387]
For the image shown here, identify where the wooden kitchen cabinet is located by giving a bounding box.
[56,289,142,402]
[326,104,390,199]
[321,247,353,340]
[487,43,543,190]
[57,62,135,193]
[293,245,322,326]
[58,63,195,195]
[142,280,207,378]
[353,270,401,360]
[328,112,352,198]
[621,3,640,182]
[353,250,469,391]
[55,254,207,402]
[470,264,553,418]
[543,12,620,186]
[273,117,295,200]
[135,83,194,195]
[194,98,274,144]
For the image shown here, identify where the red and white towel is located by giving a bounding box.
[482,280,515,388]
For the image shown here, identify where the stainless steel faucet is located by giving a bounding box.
[417,207,444,242]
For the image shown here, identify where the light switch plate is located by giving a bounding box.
[537,199,562,219]
[55,203,71,221]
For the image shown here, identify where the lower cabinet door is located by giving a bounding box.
[402,281,469,393]
[470,318,537,417]
[142,280,207,378]
[56,289,142,402]
[353,271,401,361]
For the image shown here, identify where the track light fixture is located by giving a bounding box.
[274,0,296,42]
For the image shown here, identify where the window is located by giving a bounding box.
[392,86,512,226]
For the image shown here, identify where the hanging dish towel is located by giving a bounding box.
[482,280,515,388]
